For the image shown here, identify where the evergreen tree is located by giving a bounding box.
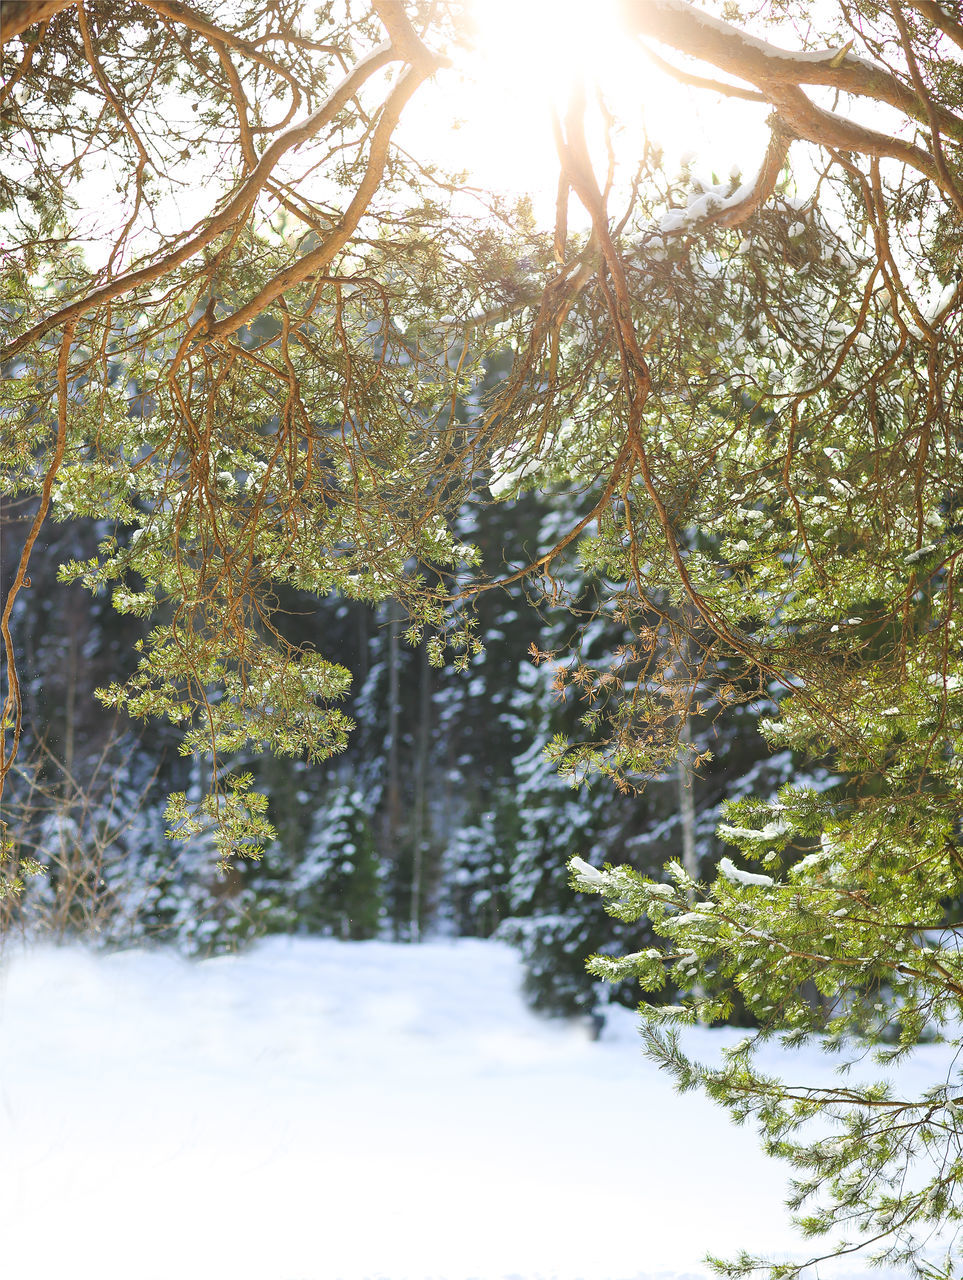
[288,785,383,939]
[438,806,510,939]
[5,3,963,1272]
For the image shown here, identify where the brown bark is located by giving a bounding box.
[203,55,439,345]
[906,0,963,55]
[1,0,74,45]
[0,39,397,362]
[619,0,963,146]
[704,120,793,229]
[0,322,76,800]
[138,0,304,120]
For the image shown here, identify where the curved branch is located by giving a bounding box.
[703,118,794,229]
[371,0,439,65]
[768,82,941,185]
[0,322,75,801]
[0,39,396,362]
[619,0,963,145]
[639,41,767,103]
[138,0,304,129]
[77,0,149,168]
[212,37,257,171]
[906,0,963,55]
[889,0,963,216]
[0,14,45,106]
[1,0,73,45]
[204,56,440,343]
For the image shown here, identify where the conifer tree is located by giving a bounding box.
[289,785,382,939]
[4,2,963,1272]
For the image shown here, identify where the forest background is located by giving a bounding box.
[0,0,804,1021]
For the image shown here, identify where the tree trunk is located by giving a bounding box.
[676,714,698,895]
[409,643,431,942]
[381,603,401,861]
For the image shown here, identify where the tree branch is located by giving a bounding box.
[1,0,73,45]
[906,0,963,55]
[0,39,397,362]
[370,0,440,66]
[703,118,794,228]
[767,82,941,185]
[204,57,439,343]
[0,322,75,801]
[619,0,963,145]
[137,0,304,127]
[639,41,767,103]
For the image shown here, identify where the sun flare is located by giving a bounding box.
[398,0,771,223]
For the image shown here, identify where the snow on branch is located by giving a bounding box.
[717,856,775,888]
[619,0,963,145]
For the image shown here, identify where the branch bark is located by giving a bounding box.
[138,0,304,125]
[0,322,76,801]
[620,0,963,146]
[1,0,73,45]
[204,55,440,343]
[703,118,793,229]
[0,39,397,362]
[906,0,963,55]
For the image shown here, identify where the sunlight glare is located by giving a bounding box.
[399,0,772,225]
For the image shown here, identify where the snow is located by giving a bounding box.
[928,673,963,692]
[652,0,871,70]
[0,936,933,1280]
[488,439,537,500]
[717,818,788,844]
[717,855,775,887]
[904,543,938,565]
[927,279,959,323]
[568,855,608,886]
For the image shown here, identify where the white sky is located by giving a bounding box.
[398,0,773,224]
[12,2,775,276]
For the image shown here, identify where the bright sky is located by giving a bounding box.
[398,0,772,223]
[24,1,775,274]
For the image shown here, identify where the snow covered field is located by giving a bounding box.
[0,936,945,1279]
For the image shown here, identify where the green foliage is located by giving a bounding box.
[0,826,45,902]
[164,772,274,869]
[284,786,383,939]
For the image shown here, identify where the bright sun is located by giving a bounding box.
[398,0,771,224]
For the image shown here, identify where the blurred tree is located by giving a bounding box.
[288,784,382,939]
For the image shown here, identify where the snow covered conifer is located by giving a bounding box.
[440,808,510,939]
[292,787,383,940]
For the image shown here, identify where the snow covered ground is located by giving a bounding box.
[0,936,947,1279]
